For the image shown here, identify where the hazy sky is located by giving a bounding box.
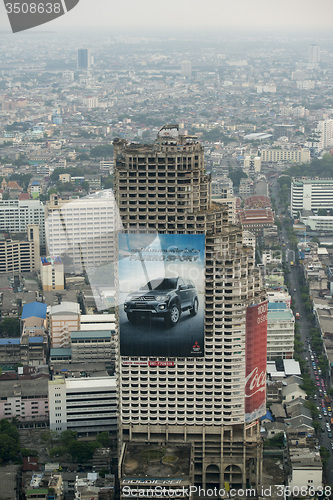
[0,0,332,32]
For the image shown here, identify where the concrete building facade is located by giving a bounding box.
[0,199,45,245]
[291,178,333,217]
[261,148,310,163]
[49,302,80,349]
[0,225,40,274]
[267,307,295,359]
[40,256,64,291]
[45,191,122,273]
[114,125,266,491]
[48,375,117,433]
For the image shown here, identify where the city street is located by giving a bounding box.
[274,179,333,487]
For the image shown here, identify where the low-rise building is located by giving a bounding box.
[48,375,117,433]
[71,330,116,363]
[49,302,80,349]
[0,377,49,426]
[288,448,322,493]
[267,306,295,359]
[238,208,275,235]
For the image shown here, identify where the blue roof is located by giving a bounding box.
[268,302,287,310]
[0,338,20,345]
[28,336,44,343]
[260,411,274,422]
[31,181,39,185]
[21,302,47,320]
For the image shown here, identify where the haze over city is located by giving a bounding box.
[1,0,333,498]
[0,0,333,32]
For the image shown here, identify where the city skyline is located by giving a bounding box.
[0,0,333,32]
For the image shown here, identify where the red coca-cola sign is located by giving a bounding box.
[245,300,268,423]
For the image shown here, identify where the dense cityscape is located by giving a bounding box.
[0,18,333,500]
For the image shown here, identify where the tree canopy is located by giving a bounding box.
[90,145,114,158]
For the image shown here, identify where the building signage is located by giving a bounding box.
[121,361,175,367]
[119,233,205,357]
[245,300,268,422]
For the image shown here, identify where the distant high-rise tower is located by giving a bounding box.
[77,48,90,70]
[181,60,192,77]
[308,44,320,65]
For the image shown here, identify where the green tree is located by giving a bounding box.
[96,432,110,447]
[0,317,20,337]
[77,153,90,161]
[68,441,97,462]
[264,432,284,449]
[102,176,113,189]
[90,145,114,158]
[228,168,247,189]
[320,446,330,465]
[0,419,20,464]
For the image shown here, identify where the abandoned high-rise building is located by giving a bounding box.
[114,125,267,494]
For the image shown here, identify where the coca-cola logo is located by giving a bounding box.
[245,367,266,397]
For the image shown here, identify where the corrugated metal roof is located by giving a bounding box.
[21,302,47,320]
[28,336,44,343]
[71,330,112,340]
[0,338,20,345]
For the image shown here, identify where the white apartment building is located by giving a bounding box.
[267,308,295,359]
[48,375,117,433]
[291,178,333,217]
[288,448,322,492]
[114,126,266,491]
[40,256,64,291]
[301,215,333,231]
[243,155,261,173]
[315,119,333,150]
[0,199,45,244]
[267,290,291,309]
[45,190,122,273]
[49,302,80,348]
[260,147,310,163]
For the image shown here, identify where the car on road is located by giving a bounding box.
[316,376,319,380]
[331,442,333,450]
[124,277,199,327]
[328,432,332,438]
[318,414,322,419]
[328,406,332,412]
[314,370,317,375]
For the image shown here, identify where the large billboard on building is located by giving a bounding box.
[245,300,268,423]
[119,233,205,357]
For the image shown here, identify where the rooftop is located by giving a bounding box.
[122,443,191,481]
[49,301,80,315]
[71,330,112,340]
[268,309,294,321]
[21,302,47,320]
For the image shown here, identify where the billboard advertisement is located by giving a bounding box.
[119,233,205,357]
[245,300,268,423]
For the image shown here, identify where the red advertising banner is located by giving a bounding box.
[245,300,268,423]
